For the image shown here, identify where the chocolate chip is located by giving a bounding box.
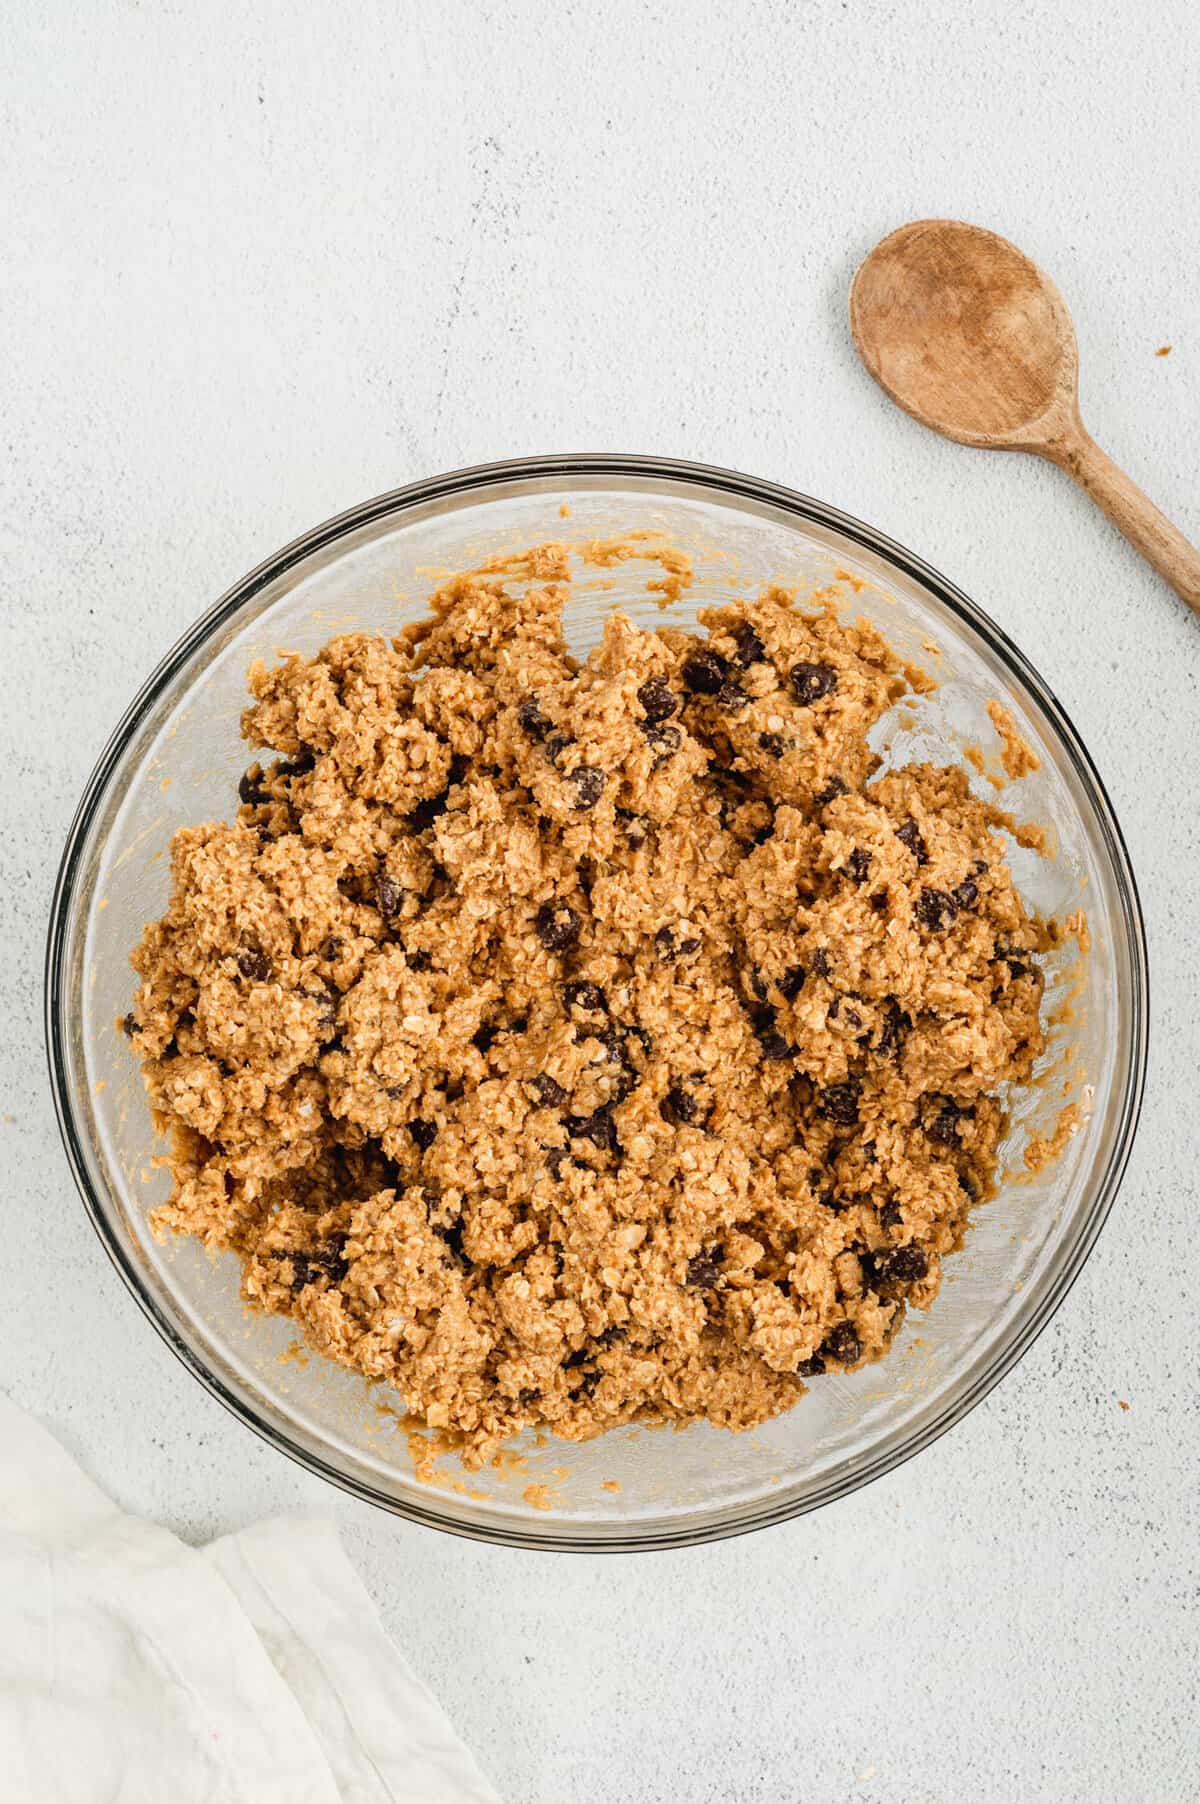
[637,676,678,722]
[657,924,699,962]
[641,720,682,766]
[789,661,837,705]
[566,1107,620,1152]
[998,948,1030,979]
[682,650,729,695]
[868,890,888,912]
[847,848,871,884]
[278,748,315,780]
[752,1008,793,1060]
[536,902,581,952]
[288,1238,349,1294]
[533,1072,567,1108]
[822,1321,861,1365]
[952,876,979,911]
[237,949,270,981]
[717,680,751,711]
[732,621,766,667]
[663,1084,699,1124]
[121,1012,138,1038]
[567,765,606,809]
[544,1145,569,1179]
[796,1354,826,1377]
[811,947,830,978]
[408,1118,438,1150]
[927,1099,967,1144]
[563,979,606,1014]
[879,1200,903,1228]
[778,965,806,1000]
[758,732,785,759]
[607,1069,635,1108]
[815,776,848,808]
[878,1244,929,1285]
[376,873,402,918]
[307,987,338,1029]
[287,1254,319,1293]
[819,1081,860,1125]
[238,768,268,806]
[517,696,551,740]
[895,819,928,865]
[915,887,958,932]
[876,999,909,1055]
[545,733,572,767]
[686,1252,723,1289]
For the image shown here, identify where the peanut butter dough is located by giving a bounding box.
[126,551,1050,1469]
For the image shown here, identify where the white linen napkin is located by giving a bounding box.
[0,1393,503,1804]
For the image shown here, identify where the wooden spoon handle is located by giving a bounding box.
[1042,424,1200,614]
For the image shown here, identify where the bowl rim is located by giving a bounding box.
[44,451,1149,1551]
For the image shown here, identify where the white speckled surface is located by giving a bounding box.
[3,4,1197,1799]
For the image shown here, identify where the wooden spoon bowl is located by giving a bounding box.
[850,219,1200,613]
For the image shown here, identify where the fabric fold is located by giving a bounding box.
[0,1394,502,1804]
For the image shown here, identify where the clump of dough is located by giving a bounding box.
[127,556,1049,1468]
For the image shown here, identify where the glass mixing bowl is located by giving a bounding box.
[45,455,1148,1550]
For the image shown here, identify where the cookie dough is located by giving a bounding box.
[126,550,1049,1469]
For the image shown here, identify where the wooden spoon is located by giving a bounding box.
[850,219,1200,614]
